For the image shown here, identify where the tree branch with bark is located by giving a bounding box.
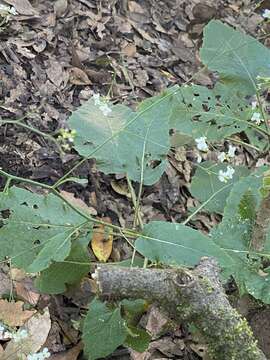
[93,258,267,360]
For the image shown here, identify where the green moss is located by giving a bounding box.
[198,276,214,294]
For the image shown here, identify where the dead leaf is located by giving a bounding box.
[46,60,65,87]
[91,217,113,262]
[192,3,216,22]
[54,0,68,18]
[189,343,207,358]
[0,269,11,298]
[49,341,83,359]
[146,306,172,338]
[60,191,97,216]
[69,67,92,85]
[4,0,38,15]
[128,1,144,13]
[0,300,36,327]
[111,180,131,198]
[122,43,137,57]
[11,269,40,306]
[3,308,51,360]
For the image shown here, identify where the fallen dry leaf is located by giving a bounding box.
[4,0,38,15]
[54,0,68,18]
[111,179,131,198]
[60,190,97,215]
[91,217,113,262]
[3,308,51,360]
[49,341,83,360]
[0,300,36,327]
[122,43,137,57]
[0,269,11,298]
[69,67,92,85]
[11,268,40,306]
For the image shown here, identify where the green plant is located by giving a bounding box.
[0,20,270,359]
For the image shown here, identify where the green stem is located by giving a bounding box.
[226,137,261,152]
[0,169,52,190]
[183,183,232,225]
[0,119,64,155]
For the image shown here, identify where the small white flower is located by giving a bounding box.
[262,9,270,19]
[41,348,51,359]
[251,112,263,125]
[197,154,202,163]
[227,145,236,158]
[99,103,112,116]
[218,166,235,183]
[195,136,208,152]
[0,4,17,15]
[13,329,28,342]
[251,101,257,110]
[218,152,226,163]
[92,93,101,106]
[27,348,51,360]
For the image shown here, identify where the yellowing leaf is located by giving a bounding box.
[111,180,131,198]
[0,300,36,327]
[91,217,113,262]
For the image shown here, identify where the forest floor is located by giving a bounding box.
[0,0,270,359]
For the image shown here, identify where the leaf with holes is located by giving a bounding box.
[211,168,270,302]
[0,187,89,271]
[168,83,254,141]
[200,20,270,94]
[68,92,172,185]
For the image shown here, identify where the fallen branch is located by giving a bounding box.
[94,258,267,360]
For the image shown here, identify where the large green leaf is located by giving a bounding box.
[135,221,233,268]
[83,298,127,360]
[211,169,270,302]
[190,161,249,214]
[200,20,270,94]
[35,236,91,294]
[168,83,252,141]
[0,187,88,271]
[68,92,172,185]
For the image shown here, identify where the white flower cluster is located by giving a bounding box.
[93,93,112,116]
[0,324,28,342]
[57,128,77,151]
[217,145,236,163]
[27,348,51,360]
[251,112,263,125]
[218,166,235,183]
[262,9,270,19]
[250,101,264,125]
[0,4,17,15]
[195,136,208,152]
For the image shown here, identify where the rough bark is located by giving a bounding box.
[251,192,270,251]
[94,258,267,360]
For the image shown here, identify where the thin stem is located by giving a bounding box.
[226,137,261,151]
[0,169,52,190]
[183,183,232,225]
[0,119,64,155]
